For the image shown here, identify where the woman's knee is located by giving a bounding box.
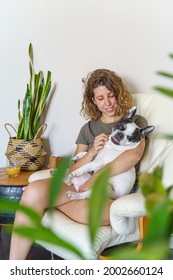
[21,179,49,207]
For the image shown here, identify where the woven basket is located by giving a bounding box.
[5,123,47,171]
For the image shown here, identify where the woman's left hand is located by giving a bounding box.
[78,181,90,192]
[78,172,99,192]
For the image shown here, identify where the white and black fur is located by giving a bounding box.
[65,106,155,200]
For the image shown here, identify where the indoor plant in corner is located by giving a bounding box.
[5,43,52,171]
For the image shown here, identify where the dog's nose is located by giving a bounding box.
[117,132,123,139]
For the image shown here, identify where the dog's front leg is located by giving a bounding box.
[70,163,91,178]
[66,190,92,200]
[71,161,103,178]
[64,164,90,186]
[64,173,74,186]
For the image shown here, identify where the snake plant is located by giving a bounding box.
[16,43,52,140]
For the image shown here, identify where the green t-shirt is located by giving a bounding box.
[75,114,148,150]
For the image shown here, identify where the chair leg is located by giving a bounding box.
[135,216,148,252]
[99,216,149,259]
[50,251,55,260]
[99,254,111,260]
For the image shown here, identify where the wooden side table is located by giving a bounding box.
[0,156,62,225]
[0,168,36,186]
[0,168,39,225]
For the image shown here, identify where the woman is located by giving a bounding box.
[9,69,147,259]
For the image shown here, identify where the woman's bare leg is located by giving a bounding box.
[9,177,112,259]
[58,198,113,225]
[9,178,76,260]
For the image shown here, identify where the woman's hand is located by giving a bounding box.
[69,134,109,175]
[89,133,109,158]
[78,178,92,192]
[78,171,100,192]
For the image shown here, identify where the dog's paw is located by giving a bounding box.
[70,171,78,177]
[71,169,84,178]
[66,191,78,200]
[64,174,73,186]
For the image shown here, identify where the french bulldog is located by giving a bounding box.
[65,106,155,200]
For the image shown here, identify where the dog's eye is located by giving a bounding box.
[127,128,141,143]
[127,136,133,141]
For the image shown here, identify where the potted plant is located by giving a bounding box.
[5,43,52,171]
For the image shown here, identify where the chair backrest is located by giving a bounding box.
[132,93,173,188]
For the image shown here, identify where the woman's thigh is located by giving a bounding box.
[22,178,77,211]
[57,199,113,226]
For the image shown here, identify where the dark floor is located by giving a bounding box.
[0,225,63,260]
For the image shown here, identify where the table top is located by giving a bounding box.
[0,156,63,186]
[0,168,44,186]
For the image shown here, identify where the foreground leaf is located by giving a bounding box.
[49,156,72,209]
[153,87,173,98]
[145,200,172,240]
[0,199,41,225]
[107,240,169,260]
[139,173,166,197]
[13,224,84,259]
[88,168,110,244]
[156,71,173,79]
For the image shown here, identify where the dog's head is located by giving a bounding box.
[111,106,155,146]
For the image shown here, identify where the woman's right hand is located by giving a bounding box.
[89,133,109,158]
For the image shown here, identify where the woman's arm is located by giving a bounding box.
[78,139,146,191]
[69,144,92,173]
[69,133,109,173]
[107,139,145,177]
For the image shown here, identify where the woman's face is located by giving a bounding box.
[93,85,117,118]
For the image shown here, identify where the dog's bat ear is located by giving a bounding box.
[140,126,155,138]
[122,106,137,120]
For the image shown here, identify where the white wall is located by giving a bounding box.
[0,0,173,167]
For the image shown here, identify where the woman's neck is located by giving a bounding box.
[100,115,121,124]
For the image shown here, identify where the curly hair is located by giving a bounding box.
[81,69,134,120]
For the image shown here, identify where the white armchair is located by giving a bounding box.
[29,93,173,259]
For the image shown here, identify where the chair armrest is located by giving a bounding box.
[110,192,146,235]
[28,169,52,183]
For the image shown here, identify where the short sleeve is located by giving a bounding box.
[75,123,89,146]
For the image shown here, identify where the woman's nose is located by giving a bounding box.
[104,98,111,106]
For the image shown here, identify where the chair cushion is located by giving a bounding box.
[133,93,173,187]
[28,169,52,183]
[37,210,113,259]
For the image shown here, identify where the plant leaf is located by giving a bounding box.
[0,199,41,225]
[13,224,84,259]
[23,85,32,140]
[145,200,173,241]
[153,166,163,181]
[107,240,169,260]
[16,43,52,140]
[154,87,173,98]
[163,134,173,140]
[169,53,173,59]
[49,156,72,209]
[0,199,84,259]
[139,173,166,197]
[156,71,173,79]
[88,168,110,244]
